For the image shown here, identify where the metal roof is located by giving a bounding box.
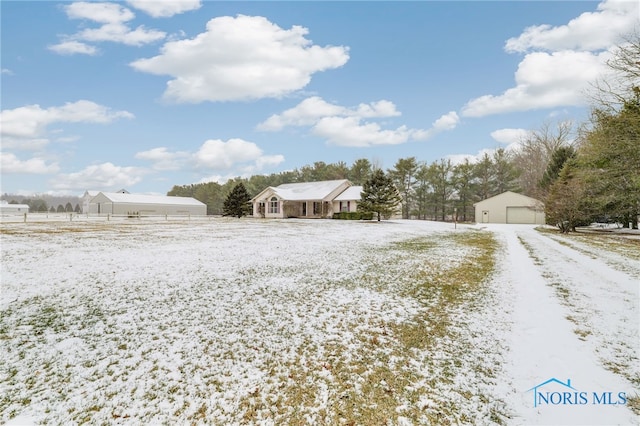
[95,192,205,206]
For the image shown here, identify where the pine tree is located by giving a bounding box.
[222,183,251,218]
[539,146,576,192]
[358,169,401,221]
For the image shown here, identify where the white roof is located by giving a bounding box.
[272,180,350,201]
[334,186,363,201]
[97,192,205,206]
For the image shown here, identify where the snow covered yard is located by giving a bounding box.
[1,218,638,425]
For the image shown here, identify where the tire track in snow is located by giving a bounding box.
[516,228,639,391]
[488,225,638,426]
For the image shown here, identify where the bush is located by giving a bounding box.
[332,212,373,220]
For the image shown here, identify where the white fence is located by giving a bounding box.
[0,212,214,224]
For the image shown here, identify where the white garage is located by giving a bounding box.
[474,191,545,224]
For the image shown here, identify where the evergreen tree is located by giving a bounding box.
[452,159,476,222]
[56,204,65,213]
[492,148,521,194]
[358,169,401,221]
[389,157,418,219]
[349,158,373,185]
[539,146,576,192]
[222,183,251,218]
[65,202,73,212]
[545,160,590,233]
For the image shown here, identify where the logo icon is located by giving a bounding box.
[526,378,627,407]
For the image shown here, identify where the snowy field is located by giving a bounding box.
[1,218,638,425]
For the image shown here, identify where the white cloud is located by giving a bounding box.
[313,116,412,147]
[2,68,14,75]
[0,100,134,145]
[445,148,498,166]
[50,162,146,191]
[259,97,457,147]
[195,138,264,169]
[134,147,191,171]
[257,96,399,131]
[462,50,608,117]
[48,40,99,56]
[490,128,530,145]
[431,111,460,133]
[130,15,350,103]
[65,2,135,23]
[0,152,60,174]
[76,23,166,46]
[462,0,637,117]
[50,2,166,55]
[126,0,201,18]
[135,139,285,176]
[505,0,638,53]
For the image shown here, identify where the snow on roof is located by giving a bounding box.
[334,186,363,201]
[98,192,205,206]
[272,180,350,201]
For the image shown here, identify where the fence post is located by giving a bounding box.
[24,212,27,223]
[108,214,110,221]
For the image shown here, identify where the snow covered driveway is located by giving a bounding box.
[488,224,639,425]
[1,218,638,425]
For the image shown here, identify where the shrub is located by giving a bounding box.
[332,212,373,220]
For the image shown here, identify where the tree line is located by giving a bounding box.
[1,198,82,213]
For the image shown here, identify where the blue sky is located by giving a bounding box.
[1,0,638,196]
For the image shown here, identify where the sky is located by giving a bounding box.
[1,0,638,196]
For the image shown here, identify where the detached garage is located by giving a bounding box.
[474,191,545,224]
[88,192,206,216]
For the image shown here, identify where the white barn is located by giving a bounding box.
[83,189,128,213]
[87,192,206,216]
[0,201,30,215]
[474,191,545,224]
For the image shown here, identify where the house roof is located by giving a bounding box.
[95,192,205,206]
[334,186,363,201]
[263,180,351,201]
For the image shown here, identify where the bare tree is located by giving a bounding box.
[511,120,574,198]
[589,29,640,112]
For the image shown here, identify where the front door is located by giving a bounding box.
[302,202,307,216]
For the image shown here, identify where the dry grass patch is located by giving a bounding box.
[234,230,506,424]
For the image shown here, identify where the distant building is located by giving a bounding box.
[0,201,30,215]
[82,189,128,213]
[87,192,206,216]
[474,191,545,224]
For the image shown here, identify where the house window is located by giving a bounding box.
[340,201,351,212]
[269,197,279,214]
[313,202,321,215]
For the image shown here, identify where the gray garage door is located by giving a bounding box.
[506,206,536,224]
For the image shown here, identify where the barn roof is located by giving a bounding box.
[96,192,205,206]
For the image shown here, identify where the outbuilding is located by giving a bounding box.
[474,191,545,224]
[87,192,206,216]
[0,201,30,215]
